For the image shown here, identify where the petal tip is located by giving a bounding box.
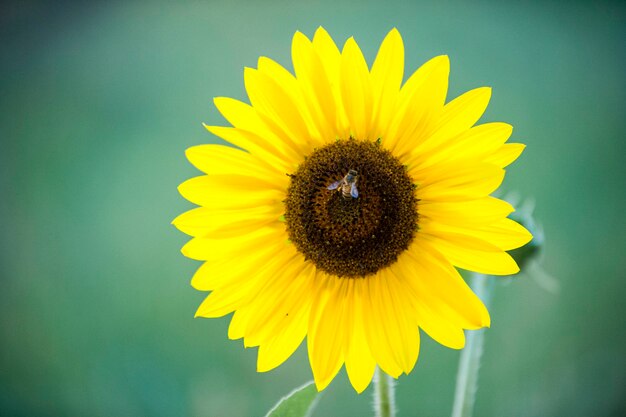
[478,86,492,100]
[482,310,492,328]
[314,26,328,35]
[313,375,333,392]
[193,306,205,318]
[292,30,308,42]
[344,36,357,49]
[386,27,402,41]
[348,375,373,394]
[184,146,196,161]
[456,338,466,350]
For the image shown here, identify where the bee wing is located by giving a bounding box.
[327,180,342,190]
[350,183,359,198]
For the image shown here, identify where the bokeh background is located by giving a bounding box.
[1,0,624,416]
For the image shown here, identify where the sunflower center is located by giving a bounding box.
[284,139,418,278]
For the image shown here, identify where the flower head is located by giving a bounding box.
[174,28,532,393]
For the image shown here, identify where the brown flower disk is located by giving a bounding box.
[285,139,419,278]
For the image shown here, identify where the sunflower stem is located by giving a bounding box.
[451,273,494,417]
[373,367,395,417]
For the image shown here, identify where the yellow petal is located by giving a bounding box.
[385,270,421,374]
[419,197,515,227]
[194,240,297,319]
[407,122,513,169]
[414,163,505,202]
[195,278,261,319]
[195,288,251,319]
[178,174,284,210]
[311,27,341,80]
[256,264,315,372]
[213,96,264,133]
[181,224,285,262]
[257,56,326,148]
[257,56,298,90]
[391,245,490,330]
[307,274,347,391]
[212,97,302,165]
[228,307,252,340]
[383,55,449,154]
[340,37,373,140]
[256,304,308,371]
[361,273,403,378]
[473,217,533,251]
[204,124,293,173]
[485,143,526,167]
[370,28,403,139]
[417,307,466,349]
[244,67,313,156]
[172,205,282,238]
[393,269,465,348]
[185,144,287,187]
[190,235,285,291]
[312,27,350,136]
[344,279,376,393]
[425,87,492,149]
[291,31,337,142]
[242,251,309,345]
[420,231,520,275]
[423,217,533,251]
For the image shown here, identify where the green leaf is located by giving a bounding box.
[265,381,321,417]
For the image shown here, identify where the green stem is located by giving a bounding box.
[451,273,494,417]
[373,367,395,417]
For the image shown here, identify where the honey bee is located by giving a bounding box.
[327,169,359,199]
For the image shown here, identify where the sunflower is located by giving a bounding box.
[174,27,532,393]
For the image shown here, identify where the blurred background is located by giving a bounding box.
[1,0,624,416]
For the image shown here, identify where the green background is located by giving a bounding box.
[1,1,624,416]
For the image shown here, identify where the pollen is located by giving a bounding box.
[284,139,419,278]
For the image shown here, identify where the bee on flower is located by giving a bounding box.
[174,27,531,393]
